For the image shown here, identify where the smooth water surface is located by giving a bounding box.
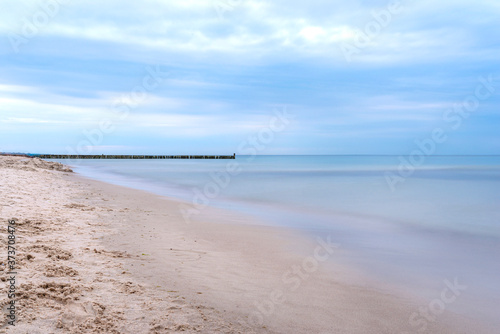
[53,155,500,326]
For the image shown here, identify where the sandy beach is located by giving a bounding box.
[0,156,494,333]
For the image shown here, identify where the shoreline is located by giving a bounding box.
[0,156,493,333]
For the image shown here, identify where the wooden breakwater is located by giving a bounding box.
[29,154,236,160]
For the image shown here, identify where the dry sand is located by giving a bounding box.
[0,156,493,333]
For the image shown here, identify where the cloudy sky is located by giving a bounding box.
[0,0,499,155]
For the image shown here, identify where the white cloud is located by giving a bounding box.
[299,26,325,42]
[1,0,498,64]
[0,0,498,154]
[124,112,275,137]
[0,84,40,94]
[0,117,68,124]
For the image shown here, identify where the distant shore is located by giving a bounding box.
[0,156,492,333]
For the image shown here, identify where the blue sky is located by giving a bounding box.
[0,0,499,155]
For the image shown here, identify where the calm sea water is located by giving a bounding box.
[53,155,500,326]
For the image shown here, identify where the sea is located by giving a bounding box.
[52,155,500,326]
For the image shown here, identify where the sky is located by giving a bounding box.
[0,0,499,155]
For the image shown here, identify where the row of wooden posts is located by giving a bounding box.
[30,154,236,160]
